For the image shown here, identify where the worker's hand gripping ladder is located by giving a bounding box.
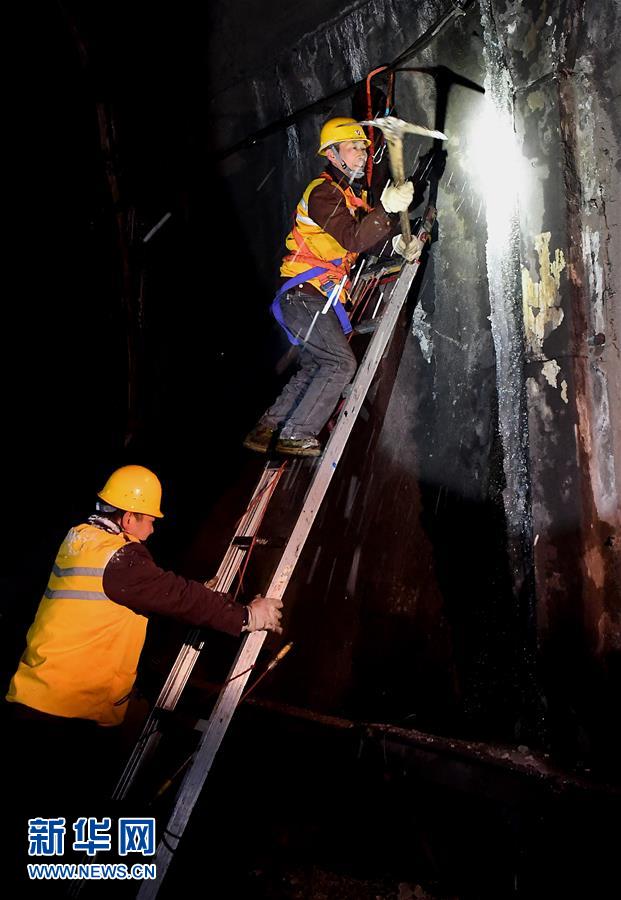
[112,460,286,802]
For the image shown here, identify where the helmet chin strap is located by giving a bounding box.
[330,146,365,180]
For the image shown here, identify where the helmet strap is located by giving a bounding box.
[330,146,365,181]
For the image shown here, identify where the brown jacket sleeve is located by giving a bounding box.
[307,180,395,253]
[103,542,245,636]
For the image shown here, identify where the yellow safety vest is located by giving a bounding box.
[280,172,370,300]
[7,523,147,726]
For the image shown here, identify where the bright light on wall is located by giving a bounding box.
[465,91,525,253]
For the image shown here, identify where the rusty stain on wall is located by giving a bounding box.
[521,231,566,356]
[585,545,605,590]
[596,610,621,656]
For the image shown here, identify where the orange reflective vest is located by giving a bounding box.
[280,171,371,301]
[7,524,147,726]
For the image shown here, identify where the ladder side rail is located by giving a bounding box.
[155,461,283,712]
[138,259,421,898]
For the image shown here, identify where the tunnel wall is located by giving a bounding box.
[4,1,619,772]
[207,0,621,766]
[482,0,621,764]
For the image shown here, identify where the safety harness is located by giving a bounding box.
[272,172,371,345]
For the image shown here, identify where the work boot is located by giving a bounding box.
[243,423,277,453]
[275,435,322,458]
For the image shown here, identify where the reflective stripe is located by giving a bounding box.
[44,588,109,601]
[281,171,369,297]
[52,564,106,577]
[8,522,146,726]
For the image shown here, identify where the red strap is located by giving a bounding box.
[283,227,350,285]
[282,174,364,286]
[319,171,372,213]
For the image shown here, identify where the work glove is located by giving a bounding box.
[204,576,219,590]
[392,233,424,263]
[380,181,414,214]
[243,594,283,634]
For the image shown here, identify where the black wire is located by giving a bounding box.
[215,0,477,161]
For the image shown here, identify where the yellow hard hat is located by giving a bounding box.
[317,117,371,156]
[98,465,164,518]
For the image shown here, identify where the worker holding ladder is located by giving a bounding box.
[5,465,282,807]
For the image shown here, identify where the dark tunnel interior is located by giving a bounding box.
[1,1,619,897]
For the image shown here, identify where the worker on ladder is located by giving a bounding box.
[243,116,423,458]
[4,465,282,803]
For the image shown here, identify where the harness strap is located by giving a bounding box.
[274,171,367,344]
[283,227,349,283]
[271,262,353,346]
[319,171,372,212]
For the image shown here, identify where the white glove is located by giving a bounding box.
[243,595,283,634]
[392,234,424,263]
[380,181,414,214]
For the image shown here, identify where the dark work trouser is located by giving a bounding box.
[262,292,357,439]
[1,702,130,894]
